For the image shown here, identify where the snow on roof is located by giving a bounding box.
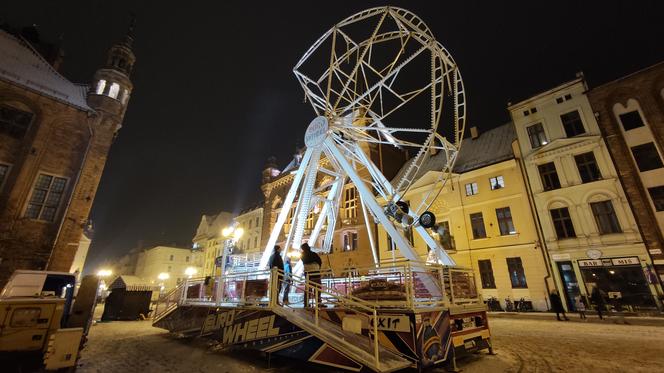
[0,30,93,111]
[391,123,516,185]
[109,275,158,292]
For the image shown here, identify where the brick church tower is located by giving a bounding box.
[0,22,135,285]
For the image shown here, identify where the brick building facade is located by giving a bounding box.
[587,62,664,285]
[0,25,135,286]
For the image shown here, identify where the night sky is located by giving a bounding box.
[2,1,663,272]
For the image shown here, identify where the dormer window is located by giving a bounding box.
[108,83,120,99]
[95,80,107,95]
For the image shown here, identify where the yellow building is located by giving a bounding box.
[509,77,661,311]
[377,124,552,311]
[192,212,233,277]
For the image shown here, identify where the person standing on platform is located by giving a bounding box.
[301,243,322,307]
[282,255,292,305]
[550,290,569,321]
[268,245,284,302]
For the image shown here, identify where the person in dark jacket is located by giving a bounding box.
[268,246,284,303]
[550,290,569,321]
[590,285,606,320]
[300,243,322,307]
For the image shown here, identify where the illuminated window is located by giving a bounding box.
[465,182,478,196]
[343,231,358,251]
[24,174,68,222]
[95,79,107,94]
[108,83,120,99]
[470,212,486,239]
[527,123,547,149]
[343,186,357,219]
[506,257,528,288]
[496,207,516,235]
[489,176,504,190]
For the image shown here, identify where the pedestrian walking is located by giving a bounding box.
[590,285,606,320]
[268,245,284,303]
[282,255,292,305]
[300,243,322,307]
[550,290,569,321]
[574,295,587,320]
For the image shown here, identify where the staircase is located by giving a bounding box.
[153,282,184,324]
[273,306,411,372]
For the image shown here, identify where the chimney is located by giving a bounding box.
[470,126,479,140]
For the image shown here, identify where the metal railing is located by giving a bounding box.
[273,268,382,370]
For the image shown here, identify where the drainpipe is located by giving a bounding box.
[47,112,98,270]
[513,140,554,311]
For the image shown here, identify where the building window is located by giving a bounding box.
[24,174,67,222]
[506,257,528,288]
[465,182,478,196]
[437,220,456,251]
[186,256,190,262]
[631,143,664,172]
[561,110,585,137]
[550,207,576,239]
[343,231,358,251]
[490,176,504,190]
[648,186,664,211]
[254,236,258,248]
[0,104,34,139]
[575,152,602,183]
[478,260,496,289]
[255,217,260,228]
[0,163,9,189]
[108,83,120,99]
[249,220,252,229]
[95,79,106,95]
[386,235,395,251]
[167,266,172,272]
[590,200,622,234]
[343,186,357,219]
[526,123,548,149]
[538,162,561,191]
[169,254,174,261]
[619,111,645,131]
[496,207,516,235]
[470,212,487,239]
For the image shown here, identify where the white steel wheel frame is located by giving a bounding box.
[260,6,465,270]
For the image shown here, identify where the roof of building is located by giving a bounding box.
[108,275,158,292]
[391,123,516,185]
[0,30,92,111]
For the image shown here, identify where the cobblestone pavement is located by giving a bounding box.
[78,318,664,373]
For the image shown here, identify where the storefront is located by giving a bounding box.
[577,256,657,311]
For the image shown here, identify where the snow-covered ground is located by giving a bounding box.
[78,317,664,373]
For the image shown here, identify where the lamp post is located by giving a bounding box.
[218,225,244,277]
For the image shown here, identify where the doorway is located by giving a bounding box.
[557,261,580,311]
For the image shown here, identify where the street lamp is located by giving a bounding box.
[158,272,170,281]
[97,269,113,277]
[218,225,245,276]
[184,267,197,278]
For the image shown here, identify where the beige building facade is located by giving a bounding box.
[509,78,661,311]
[192,212,233,277]
[134,245,202,291]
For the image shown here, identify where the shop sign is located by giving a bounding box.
[649,249,662,255]
[551,254,571,261]
[578,259,603,267]
[611,257,640,266]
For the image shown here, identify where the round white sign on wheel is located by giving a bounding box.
[304,116,329,147]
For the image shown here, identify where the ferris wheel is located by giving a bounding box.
[260,6,466,269]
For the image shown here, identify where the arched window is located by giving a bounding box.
[108,83,120,99]
[95,80,106,95]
